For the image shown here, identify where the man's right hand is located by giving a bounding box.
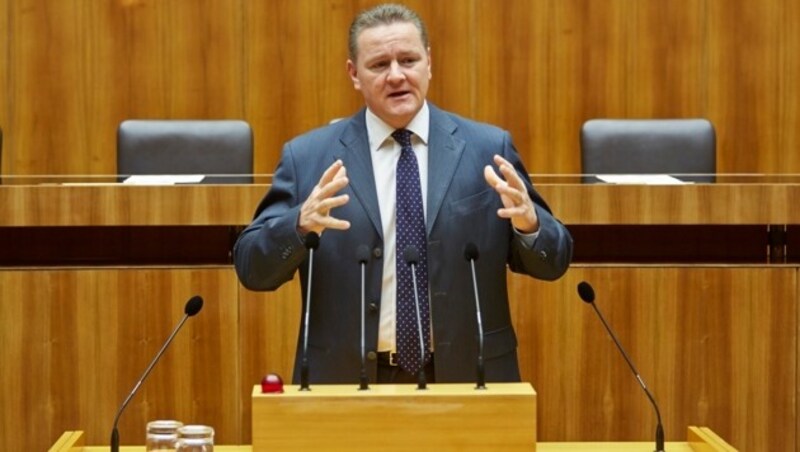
[298,159,351,236]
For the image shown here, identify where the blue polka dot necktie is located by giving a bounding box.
[392,128,431,375]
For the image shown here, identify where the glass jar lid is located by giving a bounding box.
[147,420,184,434]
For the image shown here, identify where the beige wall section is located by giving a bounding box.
[1,0,799,175]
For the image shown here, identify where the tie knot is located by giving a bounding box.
[392,129,413,148]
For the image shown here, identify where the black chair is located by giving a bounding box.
[580,118,716,183]
[117,119,253,183]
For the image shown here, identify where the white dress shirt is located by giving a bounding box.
[365,102,430,353]
[364,102,537,353]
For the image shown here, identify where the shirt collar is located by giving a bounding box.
[366,101,430,152]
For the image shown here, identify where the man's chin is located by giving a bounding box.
[380,104,421,126]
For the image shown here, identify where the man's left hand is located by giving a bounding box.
[484,154,539,234]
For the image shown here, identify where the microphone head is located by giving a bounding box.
[184,295,204,316]
[577,281,595,304]
[463,242,479,261]
[403,245,420,265]
[304,232,320,250]
[356,245,371,264]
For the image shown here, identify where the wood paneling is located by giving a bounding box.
[510,266,797,451]
[0,268,241,451]
[2,0,799,175]
[4,182,800,227]
[1,264,795,451]
[707,0,794,174]
[3,1,246,175]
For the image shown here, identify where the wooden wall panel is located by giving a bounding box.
[510,266,796,451]
[0,267,241,452]
[708,0,795,173]
[626,1,707,118]
[1,264,795,451]
[238,279,301,445]
[2,0,800,175]
[3,0,246,175]
[242,0,360,174]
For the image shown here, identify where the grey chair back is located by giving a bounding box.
[580,118,716,182]
[117,119,253,183]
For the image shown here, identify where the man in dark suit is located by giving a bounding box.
[234,3,572,384]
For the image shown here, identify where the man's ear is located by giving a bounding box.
[427,47,432,80]
[346,60,361,90]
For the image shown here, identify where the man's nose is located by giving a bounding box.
[386,61,405,82]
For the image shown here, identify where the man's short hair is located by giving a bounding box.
[348,3,429,61]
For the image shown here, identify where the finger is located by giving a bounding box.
[484,165,503,187]
[492,180,525,205]
[315,216,351,231]
[316,194,350,211]
[494,155,526,191]
[333,164,347,181]
[496,205,528,219]
[315,174,350,200]
[318,160,344,187]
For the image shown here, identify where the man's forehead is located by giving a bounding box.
[357,22,425,51]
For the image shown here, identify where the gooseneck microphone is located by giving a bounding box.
[463,243,486,389]
[356,245,371,390]
[110,295,204,452]
[577,281,665,452]
[300,232,320,391]
[403,245,428,390]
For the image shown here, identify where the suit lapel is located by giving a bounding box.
[334,111,384,239]
[426,106,465,235]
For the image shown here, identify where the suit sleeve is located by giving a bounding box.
[501,132,574,281]
[233,143,309,291]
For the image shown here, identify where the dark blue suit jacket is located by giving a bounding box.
[234,104,573,384]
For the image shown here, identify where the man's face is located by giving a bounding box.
[347,22,431,129]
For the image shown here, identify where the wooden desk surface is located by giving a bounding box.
[2,180,799,226]
[71,444,694,452]
[51,427,736,451]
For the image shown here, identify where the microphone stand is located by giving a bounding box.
[579,282,665,452]
[357,245,370,390]
[110,296,203,452]
[300,232,320,391]
[406,250,428,390]
[465,247,486,389]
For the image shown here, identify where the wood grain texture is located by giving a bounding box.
[2,0,799,175]
[509,265,796,451]
[251,383,536,451]
[2,182,799,226]
[0,267,241,451]
[1,264,793,451]
[707,0,796,173]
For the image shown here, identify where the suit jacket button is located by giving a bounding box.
[539,250,548,261]
[367,351,377,361]
[373,247,382,259]
[368,303,378,313]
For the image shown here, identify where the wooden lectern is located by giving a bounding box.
[251,382,537,451]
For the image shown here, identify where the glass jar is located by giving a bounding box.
[146,420,183,451]
[175,425,214,452]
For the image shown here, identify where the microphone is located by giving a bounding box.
[577,281,665,452]
[356,245,371,390]
[110,295,204,452]
[299,232,320,391]
[403,245,427,390]
[463,243,486,389]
